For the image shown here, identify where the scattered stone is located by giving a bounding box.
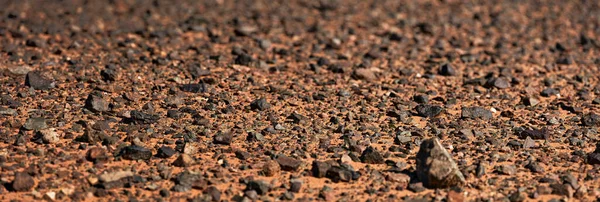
[312,161,332,178]
[415,104,443,118]
[246,180,270,195]
[485,77,511,89]
[408,182,426,193]
[523,136,536,149]
[250,97,270,111]
[119,145,152,160]
[541,88,559,97]
[86,147,108,163]
[8,65,32,75]
[517,129,549,140]
[172,154,195,167]
[416,138,466,188]
[276,155,303,171]
[99,170,134,183]
[213,132,233,145]
[360,146,385,164]
[180,83,208,93]
[262,160,281,176]
[85,93,109,113]
[289,179,302,193]
[157,146,176,158]
[11,172,35,192]
[461,107,492,120]
[523,97,540,106]
[581,113,600,126]
[127,110,160,124]
[495,164,517,175]
[23,117,48,131]
[37,128,59,144]
[352,68,377,81]
[26,71,55,90]
[438,63,456,76]
[326,166,353,182]
[550,183,574,198]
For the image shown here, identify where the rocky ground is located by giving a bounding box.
[1,0,600,201]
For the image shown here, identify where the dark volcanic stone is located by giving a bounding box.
[415,104,443,118]
[25,71,55,90]
[180,83,208,93]
[312,161,332,178]
[11,172,35,192]
[360,146,385,164]
[250,97,270,111]
[235,53,253,66]
[119,145,152,160]
[438,63,456,76]
[276,155,303,171]
[416,138,466,188]
[326,166,352,182]
[485,77,511,89]
[517,129,549,140]
[128,110,160,124]
[540,88,559,97]
[85,93,109,113]
[213,132,233,145]
[413,95,429,104]
[246,180,270,195]
[157,146,176,158]
[581,113,600,126]
[461,107,492,120]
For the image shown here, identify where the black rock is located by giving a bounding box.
[540,88,559,97]
[326,166,352,182]
[250,98,270,111]
[581,113,600,126]
[461,107,492,120]
[246,180,270,195]
[587,143,600,165]
[413,95,428,104]
[235,53,253,66]
[360,146,385,164]
[157,146,176,158]
[312,161,331,178]
[415,104,443,118]
[517,129,549,140]
[180,83,208,93]
[438,63,456,76]
[127,110,160,124]
[101,67,118,82]
[408,183,426,193]
[213,132,233,145]
[204,186,221,201]
[119,145,152,160]
[25,71,55,90]
[85,93,109,113]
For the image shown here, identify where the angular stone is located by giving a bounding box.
[276,155,303,171]
[246,180,270,195]
[461,107,492,120]
[180,83,208,93]
[157,146,176,158]
[25,71,55,90]
[581,113,600,126]
[250,98,270,111]
[311,161,331,178]
[213,132,233,145]
[37,128,59,144]
[326,166,352,182]
[360,146,385,164]
[415,104,443,118]
[23,117,48,131]
[127,110,160,124]
[262,160,281,177]
[99,170,134,183]
[485,77,511,89]
[119,145,152,160]
[517,129,549,140]
[172,154,195,167]
[416,138,466,188]
[85,93,109,113]
[495,164,517,175]
[438,63,456,76]
[352,68,377,81]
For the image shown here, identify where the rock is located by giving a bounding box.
[0,107,16,116]
[587,143,600,164]
[581,113,600,126]
[461,107,492,120]
[235,25,257,36]
[438,63,456,76]
[234,53,253,66]
[101,66,118,82]
[485,77,511,89]
[99,170,134,183]
[360,146,385,164]
[86,147,108,163]
[541,88,559,97]
[246,180,270,195]
[157,146,176,158]
[250,97,270,111]
[495,164,517,175]
[11,172,35,192]
[416,138,466,188]
[550,183,574,198]
[408,182,426,193]
[85,93,109,113]
[352,68,377,81]
[23,117,48,131]
[523,97,540,106]
[517,129,549,140]
[119,145,152,160]
[213,132,233,145]
[235,150,251,160]
[326,166,353,182]
[180,83,208,93]
[385,173,411,189]
[312,161,332,178]
[8,65,32,75]
[413,95,428,104]
[127,110,160,124]
[289,179,302,193]
[415,104,443,118]
[523,136,536,149]
[276,155,303,171]
[203,186,221,201]
[25,71,55,90]
[172,154,195,167]
[262,160,281,177]
[37,128,59,144]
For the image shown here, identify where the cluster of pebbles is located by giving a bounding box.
[1,0,600,201]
